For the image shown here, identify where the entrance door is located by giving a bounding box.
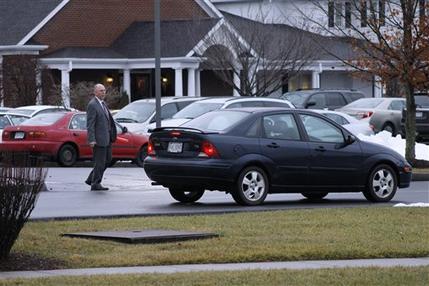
[131,73,151,101]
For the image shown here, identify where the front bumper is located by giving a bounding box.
[143,156,234,191]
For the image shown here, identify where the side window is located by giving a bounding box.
[226,102,243,108]
[300,114,344,143]
[160,103,178,119]
[245,118,260,137]
[388,100,405,111]
[326,93,346,107]
[262,114,300,140]
[69,114,87,130]
[307,93,326,109]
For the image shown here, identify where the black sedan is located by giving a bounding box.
[143,108,412,206]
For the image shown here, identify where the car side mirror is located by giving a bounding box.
[345,134,356,145]
[122,126,128,133]
[305,101,316,108]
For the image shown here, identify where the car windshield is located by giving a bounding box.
[415,96,429,108]
[114,101,155,123]
[9,115,29,125]
[183,110,249,132]
[21,113,65,126]
[282,92,309,107]
[172,102,223,119]
[344,98,384,108]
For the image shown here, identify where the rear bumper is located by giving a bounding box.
[0,141,60,159]
[143,156,234,190]
[398,171,412,188]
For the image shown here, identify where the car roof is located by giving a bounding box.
[198,97,292,104]
[0,111,31,117]
[284,89,363,94]
[131,97,204,104]
[15,105,68,111]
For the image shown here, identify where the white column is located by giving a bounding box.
[312,71,320,89]
[233,71,241,97]
[36,69,43,104]
[123,69,131,103]
[0,56,3,107]
[187,68,196,97]
[61,69,70,108]
[175,68,183,97]
[195,69,201,97]
[374,75,382,98]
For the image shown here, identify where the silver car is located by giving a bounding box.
[337,98,405,136]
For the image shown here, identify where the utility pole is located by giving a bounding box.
[154,0,161,127]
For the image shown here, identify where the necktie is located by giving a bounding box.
[101,101,109,116]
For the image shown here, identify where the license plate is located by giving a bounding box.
[14,132,25,139]
[416,112,423,118]
[168,142,183,153]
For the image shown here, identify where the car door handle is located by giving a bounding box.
[315,146,326,152]
[267,143,280,148]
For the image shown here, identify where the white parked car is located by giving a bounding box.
[314,110,374,136]
[146,97,295,132]
[113,97,204,134]
[14,105,74,117]
[0,112,31,142]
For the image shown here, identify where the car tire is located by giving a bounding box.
[301,192,328,200]
[363,164,397,202]
[135,145,147,167]
[57,144,78,167]
[168,187,205,203]
[382,123,395,135]
[232,166,269,206]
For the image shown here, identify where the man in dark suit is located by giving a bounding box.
[85,83,117,191]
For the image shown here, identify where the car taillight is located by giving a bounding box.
[28,131,46,138]
[2,131,9,140]
[357,111,373,119]
[147,140,156,156]
[199,141,219,158]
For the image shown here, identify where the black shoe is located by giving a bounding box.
[85,179,91,186]
[91,184,109,191]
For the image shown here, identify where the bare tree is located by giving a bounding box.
[298,0,429,164]
[0,153,47,259]
[194,13,317,97]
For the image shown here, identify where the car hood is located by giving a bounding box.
[359,139,406,162]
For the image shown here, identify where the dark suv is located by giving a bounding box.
[401,95,429,142]
[270,89,365,110]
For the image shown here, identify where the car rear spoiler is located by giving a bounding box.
[148,126,219,134]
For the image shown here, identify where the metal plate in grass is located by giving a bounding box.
[62,229,219,244]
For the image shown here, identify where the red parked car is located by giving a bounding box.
[0,112,148,167]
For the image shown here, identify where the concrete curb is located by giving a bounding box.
[1,257,428,280]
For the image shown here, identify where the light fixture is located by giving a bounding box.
[162,77,168,83]
[106,74,114,83]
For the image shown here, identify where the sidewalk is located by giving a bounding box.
[1,258,428,280]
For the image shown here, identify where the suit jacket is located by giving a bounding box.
[87,97,117,147]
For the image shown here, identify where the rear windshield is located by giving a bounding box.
[172,102,223,119]
[114,101,155,123]
[415,96,429,108]
[345,98,384,108]
[21,113,65,126]
[13,109,35,115]
[183,110,249,132]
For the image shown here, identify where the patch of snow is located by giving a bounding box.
[358,131,429,161]
[393,203,429,207]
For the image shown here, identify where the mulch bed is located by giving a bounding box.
[0,252,66,271]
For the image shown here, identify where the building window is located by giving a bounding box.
[345,2,352,27]
[361,1,368,27]
[328,1,335,27]
[335,2,343,26]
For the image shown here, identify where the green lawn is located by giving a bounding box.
[1,267,428,286]
[9,207,429,269]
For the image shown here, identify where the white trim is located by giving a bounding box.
[40,57,202,70]
[196,0,223,18]
[17,0,70,45]
[186,18,225,57]
[0,45,48,55]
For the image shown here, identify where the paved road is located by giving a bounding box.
[30,167,429,220]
